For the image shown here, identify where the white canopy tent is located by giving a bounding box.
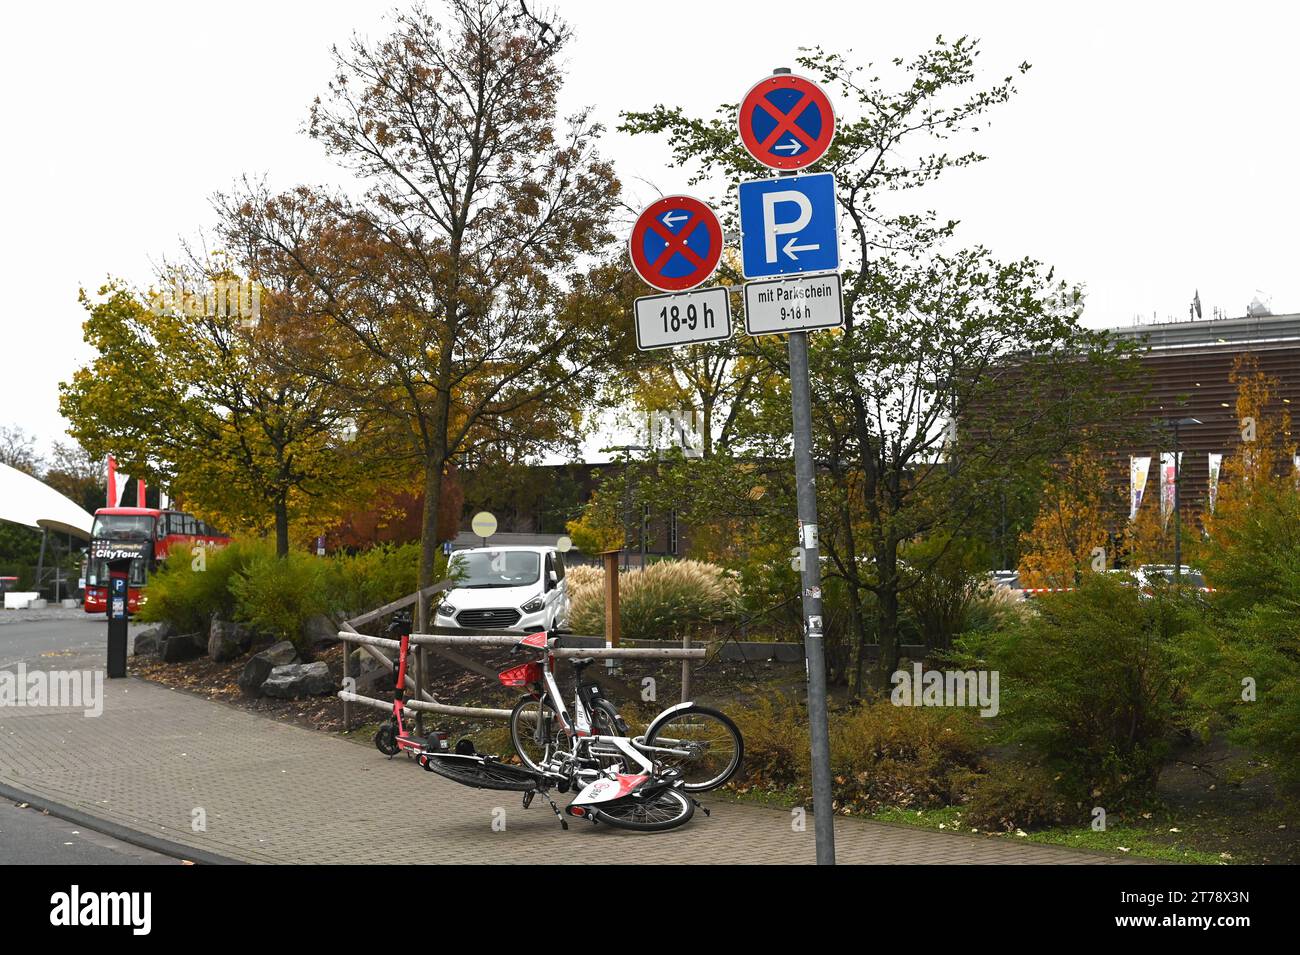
[0,461,95,540]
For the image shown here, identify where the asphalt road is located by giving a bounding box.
[0,800,181,865]
[1,610,175,864]
[0,610,141,670]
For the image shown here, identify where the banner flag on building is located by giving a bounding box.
[1129,455,1152,520]
[1159,451,1180,528]
[1207,453,1223,513]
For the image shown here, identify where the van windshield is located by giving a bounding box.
[450,551,541,588]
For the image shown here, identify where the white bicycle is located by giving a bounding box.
[503,632,744,797]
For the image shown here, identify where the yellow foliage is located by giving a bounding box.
[565,487,624,555]
[1201,354,1297,549]
[1018,449,1116,587]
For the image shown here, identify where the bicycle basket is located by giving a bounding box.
[498,661,543,687]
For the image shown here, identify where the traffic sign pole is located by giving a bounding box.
[771,66,837,866]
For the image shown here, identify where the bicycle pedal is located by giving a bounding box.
[522,792,535,809]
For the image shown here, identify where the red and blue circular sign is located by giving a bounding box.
[628,195,723,293]
[738,73,836,170]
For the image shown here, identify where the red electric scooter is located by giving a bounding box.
[373,610,450,758]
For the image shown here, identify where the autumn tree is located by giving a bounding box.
[1187,355,1300,788]
[43,441,106,516]
[1199,353,1296,570]
[219,1,630,608]
[0,424,42,475]
[1124,486,1173,567]
[1018,450,1116,587]
[1216,354,1293,490]
[60,279,378,555]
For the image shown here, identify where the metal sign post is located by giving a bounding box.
[619,63,840,863]
[787,327,836,865]
[760,66,837,865]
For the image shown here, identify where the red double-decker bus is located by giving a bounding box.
[82,507,230,615]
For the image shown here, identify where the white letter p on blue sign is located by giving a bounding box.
[739,172,839,279]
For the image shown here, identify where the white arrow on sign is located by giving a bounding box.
[761,190,814,264]
[773,140,803,153]
[662,211,689,228]
[783,237,820,259]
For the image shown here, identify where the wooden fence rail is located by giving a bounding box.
[337,581,703,732]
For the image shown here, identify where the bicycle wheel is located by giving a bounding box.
[643,706,743,792]
[510,696,559,773]
[589,787,694,832]
[421,753,540,792]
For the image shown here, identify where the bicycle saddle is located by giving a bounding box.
[569,657,594,669]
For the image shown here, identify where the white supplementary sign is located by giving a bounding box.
[633,286,732,351]
[743,273,844,336]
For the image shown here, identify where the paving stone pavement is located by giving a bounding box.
[0,678,1140,864]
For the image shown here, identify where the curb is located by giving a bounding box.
[0,780,244,866]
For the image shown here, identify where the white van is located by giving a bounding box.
[435,545,569,633]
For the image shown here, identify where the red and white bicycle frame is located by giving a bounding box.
[501,632,693,780]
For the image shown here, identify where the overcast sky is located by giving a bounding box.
[3,0,1297,458]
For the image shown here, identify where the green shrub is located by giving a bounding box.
[959,584,1033,636]
[141,537,433,651]
[1192,477,1300,789]
[138,537,271,634]
[729,694,985,813]
[959,761,1076,832]
[333,542,423,617]
[567,559,740,640]
[828,701,985,812]
[728,694,810,791]
[957,573,1201,808]
[229,550,334,650]
[899,534,990,651]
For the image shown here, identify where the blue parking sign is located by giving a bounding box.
[737,173,839,279]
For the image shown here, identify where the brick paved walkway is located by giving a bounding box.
[0,677,1137,864]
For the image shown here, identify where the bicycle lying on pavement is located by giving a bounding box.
[417,631,744,832]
